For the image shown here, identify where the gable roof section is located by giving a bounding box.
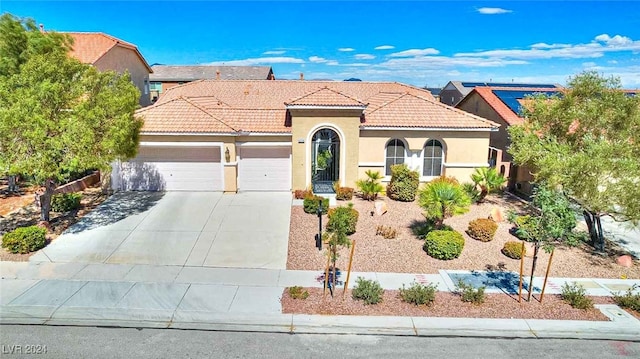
[149,65,272,81]
[285,86,367,108]
[66,32,152,72]
[138,80,498,133]
[365,93,498,129]
[136,97,236,133]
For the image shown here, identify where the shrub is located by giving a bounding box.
[303,195,329,214]
[51,192,82,212]
[387,164,419,202]
[462,183,481,204]
[467,218,498,242]
[399,281,437,306]
[510,215,539,242]
[423,230,465,260]
[288,286,309,300]
[1,226,47,254]
[294,189,312,199]
[336,187,354,201]
[411,220,453,239]
[356,170,384,201]
[613,285,640,312]
[502,241,526,259]
[352,277,384,305]
[455,279,486,304]
[375,225,398,239]
[327,203,359,235]
[561,282,593,309]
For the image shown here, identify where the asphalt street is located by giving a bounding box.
[1,325,639,359]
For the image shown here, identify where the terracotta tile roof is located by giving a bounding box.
[138,80,498,133]
[285,86,367,107]
[365,93,498,128]
[65,32,152,72]
[150,65,272,81]
[137,97,236,133]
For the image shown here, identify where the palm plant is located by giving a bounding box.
[356,170,384,200]
[418,177,471,229]
[471,167,507,203]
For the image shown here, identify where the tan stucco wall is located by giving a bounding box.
[358,130,492,184]
[457,93,512,162]
[94,46,151,107]
[290,109,361,190]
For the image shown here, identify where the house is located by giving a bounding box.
[66,32,153,107]
[439,81,559,107]
[456,85,561,196]
[111,80,500,193]
[148,65,274,102]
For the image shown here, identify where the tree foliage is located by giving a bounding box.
[0,13,142,221]
[508,71,640,247]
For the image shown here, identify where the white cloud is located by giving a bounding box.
[340,63,370,67]
[326,60,339,66]
[594,34,633,47]
[582,61,597,68]
[207,57,305,66]
[476,7,512,15]
[338,47,355,52]
[309,56,328,63]
[530,42,571,49]
[354,54,376,60]
[374,45,395,50]
[262,50,286,55]
[388,48,440,57]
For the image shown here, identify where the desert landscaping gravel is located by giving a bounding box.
[287,194,640,279]
[281,288,613,321]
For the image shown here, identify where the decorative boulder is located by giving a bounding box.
[489,207,505,222]
[374,200,388,216]
[616,255,633,268]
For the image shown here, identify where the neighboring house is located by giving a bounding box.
[456,86,561,197]
[149,65,274,102]
[111,80,499,193]
[66,32,153,107]
[439,81,558,107]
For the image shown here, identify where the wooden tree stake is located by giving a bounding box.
[539,248,555,303]
[518,241,525,303]
[343,240,356,297]
[323,251,331,297]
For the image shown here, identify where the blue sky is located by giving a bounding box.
[3,1,640,87]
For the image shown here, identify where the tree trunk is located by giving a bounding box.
[527,241,540,302]
[595,214,605,252]
[39,179,56,222]
[478,185,488,203]
[583,210,605,252]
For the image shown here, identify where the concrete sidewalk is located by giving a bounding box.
[1,262,639,340]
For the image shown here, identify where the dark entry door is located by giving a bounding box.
[311,128,340,193]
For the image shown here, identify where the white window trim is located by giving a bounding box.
[421,139,445,177]
[384,138,409,177]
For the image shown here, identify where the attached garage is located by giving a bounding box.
[113,144,224,191]
[238,145,291,191]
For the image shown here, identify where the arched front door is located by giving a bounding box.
[311,128,340,193]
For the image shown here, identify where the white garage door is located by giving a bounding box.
[239,146,291,191]
[114,146,223,191]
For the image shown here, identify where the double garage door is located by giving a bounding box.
[114,144,291,192]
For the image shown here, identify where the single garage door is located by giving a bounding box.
[238,146,291,191]
[114,146,223,191]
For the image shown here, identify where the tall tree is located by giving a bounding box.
[0,14,142,222]
[508,71,640,250]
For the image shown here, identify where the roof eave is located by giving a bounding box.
[285,105,367,110]
[360,126,498,132]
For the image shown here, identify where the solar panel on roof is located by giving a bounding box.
[488,83,557,89]
[492,90,559,115]
[461,82,488,87]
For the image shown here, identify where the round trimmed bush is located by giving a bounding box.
[327,204,359,235]
[467,218,498,242]
[502,241,526,259]
[1,226,47,254]
[423,230,465,260]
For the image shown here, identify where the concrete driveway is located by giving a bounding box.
[29,192,291,269]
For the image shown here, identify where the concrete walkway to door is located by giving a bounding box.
[29,192,291,269]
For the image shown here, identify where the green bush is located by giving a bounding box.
[327,203,359,235]
[356,170,384,201]
[561,282,593,309]
[455,279,486,304]
[387,164,419,202]
[424,230,465,260]
[352,277,384,305]
[399,281,437,306]
[511,215,539,242]
[613,285,640,312]
[462,183,481,204]
[51,192,82,212]
[336,187,354,201]
[502,241,526,259]
[303,195,329,214]
[467,218,498,242]
[288,286,310,300]
[1,226,47,254]
[411,220,452,239]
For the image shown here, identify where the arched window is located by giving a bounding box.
[423,139,443,177]
[385,139,405,176]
